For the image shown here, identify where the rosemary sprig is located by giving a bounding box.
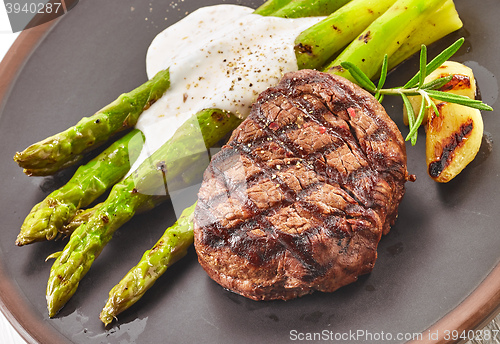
[340,38,493,145]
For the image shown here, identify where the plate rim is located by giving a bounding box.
[0,4,499,344]
[0,16,69,344]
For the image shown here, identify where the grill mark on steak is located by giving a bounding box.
[251,94,316,161]
[206,146,327,272]
[194,70,409,300]
[243,90,374,210]
[199,198,327,276]
[229,119,375,229]
[278,80,398,210]
[207,145,326,271]
[200,159,364,275]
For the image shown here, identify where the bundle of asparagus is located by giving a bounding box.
[13,0,466,324]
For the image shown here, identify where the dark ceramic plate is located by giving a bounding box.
[0,1,499,343]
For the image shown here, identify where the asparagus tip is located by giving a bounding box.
[14,233,40,246]
[14,237,26,246]
[99,307,117,326]
[46,296,59,318]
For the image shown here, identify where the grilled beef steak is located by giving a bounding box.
[194,69,410,301]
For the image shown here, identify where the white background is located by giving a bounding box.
[0,0,13,33]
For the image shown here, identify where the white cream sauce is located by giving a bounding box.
[128,5,323,174]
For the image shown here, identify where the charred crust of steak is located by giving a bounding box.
[194,69,410,301]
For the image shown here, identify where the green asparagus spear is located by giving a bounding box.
[324,0,448,82]
[13,69,170,176]
[253,0,292,16]
[388,0,462,69]
[60,195,165,237]
[15,129,145,246]
[46,178,148,317]
[271,0,351,18]
[294,0,397,70]
[99,202,196,326]
[46,109,241,317]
